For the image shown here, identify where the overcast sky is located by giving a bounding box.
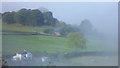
[2,2,118,36]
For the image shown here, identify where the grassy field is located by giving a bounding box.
[2,24,115,56]
[3,35,67,55]
[2,24,34,32]
[2,24,118,66]
[3,34,109,56]
[2,24,54,33]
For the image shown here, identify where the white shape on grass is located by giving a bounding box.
[26,52,33,60]
[12,53,22,61]
[41,57,48,62]
[12,51,33,61]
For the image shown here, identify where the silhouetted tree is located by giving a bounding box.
[79,19,93,35]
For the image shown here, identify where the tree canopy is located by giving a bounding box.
[67,32,87,52]
[79,19,94,35]
[2,12,15,24]
[2,8,59,26]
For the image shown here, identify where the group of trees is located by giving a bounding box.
[2,8,59,26]
[2,8,100,53]
[2,8,97,37]
[54,21,80,36]
[2,8,79,36]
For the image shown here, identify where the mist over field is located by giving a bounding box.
[1,2,118,66]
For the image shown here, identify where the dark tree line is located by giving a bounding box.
[2,8,81,36]
[2,8,59,26]
[2,8,97,36]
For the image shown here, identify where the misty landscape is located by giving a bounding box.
[1,2,118,66]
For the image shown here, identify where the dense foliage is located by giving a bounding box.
[67,32,87,52]
[2,8,97,36]
[2,8,58,26]
[2,12,15,24]
[2,8,79,36]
